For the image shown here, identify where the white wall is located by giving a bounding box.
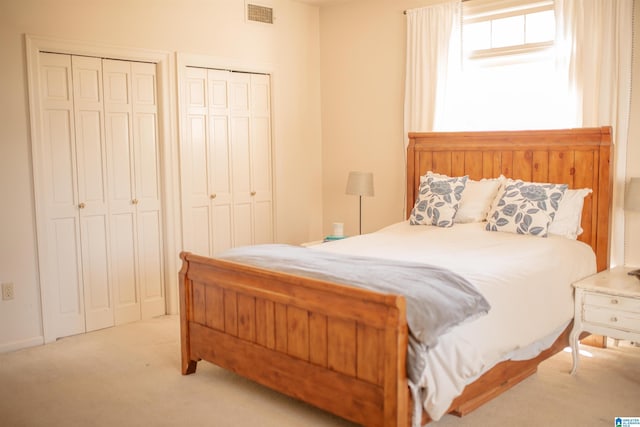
[3,0,639,353]
[319,0,425,237]
[0,0,323,351]
[319,0,437,237]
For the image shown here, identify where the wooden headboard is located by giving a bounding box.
[406,127,613,272]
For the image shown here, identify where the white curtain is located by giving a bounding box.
[403,0,461,149]
[555,0,634,267]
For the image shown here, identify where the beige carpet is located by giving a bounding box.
[1,315,638,427]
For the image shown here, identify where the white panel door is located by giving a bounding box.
[71,56,113,332]
[36,53,164,341]
[207,69,234,255]
[229,72,253,247]
[249,73,273,244]
[103,59,165,324]
[131,61,165,319]
[184,67,213,255]
[38,52,85,338]
[181,66,273,257]
[103,59,138,324]
[183,67,235,256]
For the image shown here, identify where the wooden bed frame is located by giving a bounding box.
[179,127,612,426]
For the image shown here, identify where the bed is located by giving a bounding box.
[179,126,612,426]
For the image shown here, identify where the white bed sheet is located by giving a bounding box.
[311,221,596,420]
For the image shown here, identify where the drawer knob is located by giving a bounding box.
[610,316,618,322]
[610,298,619,305]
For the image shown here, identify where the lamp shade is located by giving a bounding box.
[346,171,374,197]
[626,177,640,212]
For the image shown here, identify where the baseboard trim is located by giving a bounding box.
[0,336,44,353]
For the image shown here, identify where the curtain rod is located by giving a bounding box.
[404,0,469,14]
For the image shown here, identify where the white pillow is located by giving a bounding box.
[486,179,567,237]
[427,173,505,223]
[548,188,592,239]
[455,176,505,223]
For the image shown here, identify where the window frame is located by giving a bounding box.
[462,0,555,63]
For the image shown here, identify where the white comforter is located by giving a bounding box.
[312,221,596,420]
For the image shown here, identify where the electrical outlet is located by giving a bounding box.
[2,283,14,300]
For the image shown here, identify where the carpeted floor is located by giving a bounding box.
[1,315,638,427]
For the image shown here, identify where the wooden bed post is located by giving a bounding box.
[596,127,613,272]
[384,296,409,426]
[179,252,198,375]
[406,141,416,219]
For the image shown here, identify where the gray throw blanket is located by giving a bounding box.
[217,244,490,386]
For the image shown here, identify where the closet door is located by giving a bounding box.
[103,59,137,324]
[182,66,273,256]
[35,52,164,341]
[183,67,214,256]
[71,56,113,332]
[130,62,165,319]
[207,69,234,254]
[37,53,114,337]
[229,72,253,247]
[103,59,165,324]
[183,67,234,256]
[248,73,273,244]
[38,53,86,338]
[229,72,274,246]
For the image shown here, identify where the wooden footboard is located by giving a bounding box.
[179,249,574,427]
[179,251,410,427]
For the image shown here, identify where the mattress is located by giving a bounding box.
[311,221,596,420]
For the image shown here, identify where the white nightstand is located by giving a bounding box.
[570,266,640,374]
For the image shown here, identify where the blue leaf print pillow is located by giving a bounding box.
[410,172,468,227]
[485,179,568,237]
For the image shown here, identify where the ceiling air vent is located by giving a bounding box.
[247,3,274,24]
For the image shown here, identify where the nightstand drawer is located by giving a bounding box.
[583,306,640,332]
[583,293,640,311]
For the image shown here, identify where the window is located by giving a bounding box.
[439,0,572,131]
[463,0,555,60]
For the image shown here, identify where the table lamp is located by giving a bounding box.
[346,171,374,235]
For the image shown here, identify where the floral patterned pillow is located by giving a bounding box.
[410,173,468,227]
[485,179,568,237]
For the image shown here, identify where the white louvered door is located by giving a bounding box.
[182,67,273,257]
[35,52,165,341]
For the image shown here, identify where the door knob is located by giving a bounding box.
[78,202,86,209]
[132,199,139,205]
[210,194,217,199]
[250,191,256,196]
